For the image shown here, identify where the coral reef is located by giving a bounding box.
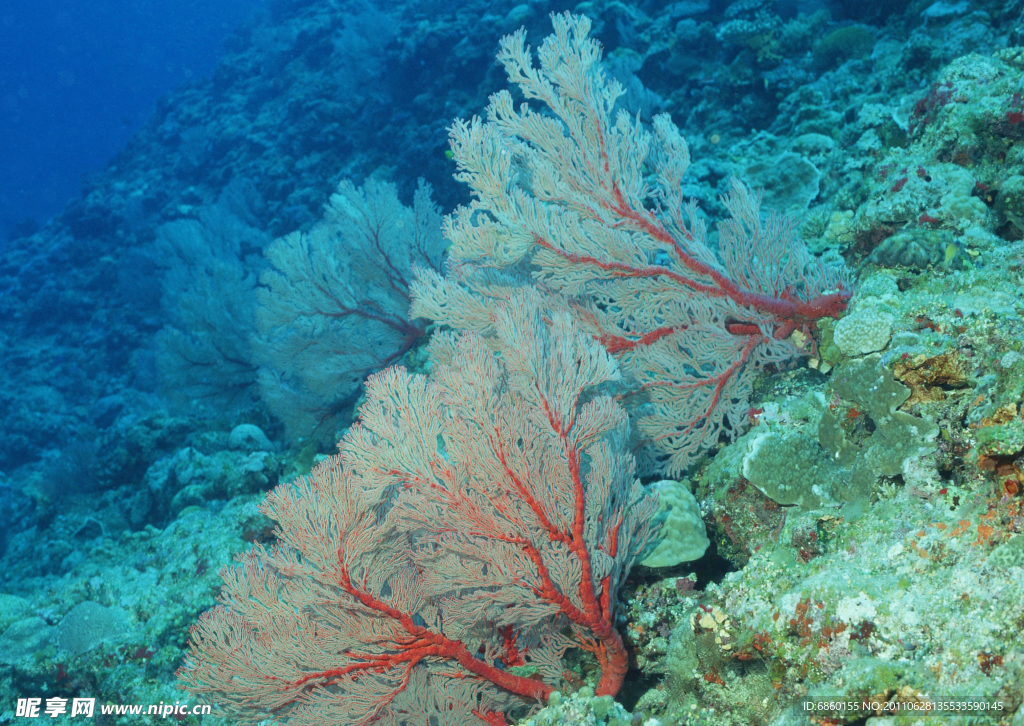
[1,0,1023,724]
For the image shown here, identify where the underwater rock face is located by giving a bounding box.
[705,354,940,510]
[742,151,821,213]
[54,602,129,658]
[832,307,893,356]
[640,480,710,568]
[227,423,272,452]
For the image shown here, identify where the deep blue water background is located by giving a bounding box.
[0,0,267,244]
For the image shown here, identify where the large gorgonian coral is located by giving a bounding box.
[412,13,851,476]
[178,297,657,725]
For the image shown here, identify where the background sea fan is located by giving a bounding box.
[255,178,446,442]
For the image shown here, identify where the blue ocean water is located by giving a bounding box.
[0,0,267,244]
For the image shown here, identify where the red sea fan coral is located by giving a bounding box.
[177,298,658,725]
[412,13,851,476]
